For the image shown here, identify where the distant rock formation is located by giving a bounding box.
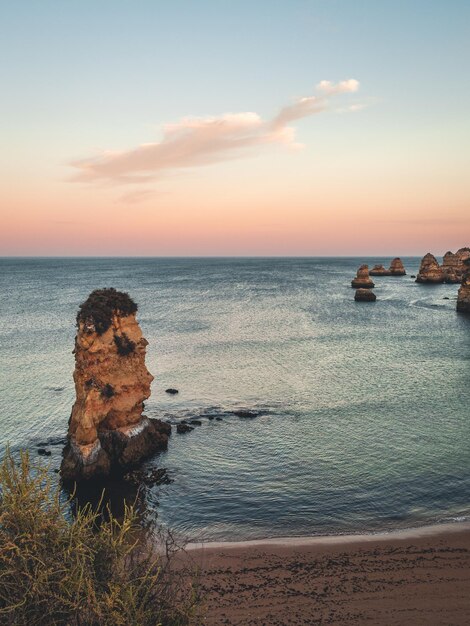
[456,247,470,263]
[457,260,470,313]
[416,253,445,283]
[416,249,470,284]
[389,258,406,276]
[369,264,392,276]
[351,265,375,288]
[354,288,377,302]
[442,252,462,283]
[61,288,170,482]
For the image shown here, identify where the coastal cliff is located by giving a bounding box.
[61,288,170,481]
[416,249,470,284]
[457,260,470,313]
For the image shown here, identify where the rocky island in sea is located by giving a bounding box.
[61,288,170,482]
[389,257,406,276]
[351,264,375,288]
[416,248,470,284]
[369,264,391,276]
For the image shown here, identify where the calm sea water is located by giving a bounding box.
[1,257,469,541]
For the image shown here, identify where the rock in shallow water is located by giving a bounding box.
[354,289,377,302]
[232,410,260,418]
[165,388,179,395]
[176,423,194,434]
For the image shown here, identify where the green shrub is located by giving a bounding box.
[0,451,201,625]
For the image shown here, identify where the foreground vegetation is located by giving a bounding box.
[0,451,200,625]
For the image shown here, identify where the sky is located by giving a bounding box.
[1,0,469,256]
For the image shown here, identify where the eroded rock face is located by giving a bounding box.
[456,247,470,263]
[416,253,445,283]
[441,252,461,283]
[354,288,376,302]
[61,288,170,482]
[389,258,406,276]
[457,260,470,314]
[369,264,392,276]
[351,265,375,288]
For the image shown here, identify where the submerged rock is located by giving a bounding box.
[124,466,172,486]
[61,288,170,482]
[354,288,377,302]
[369,264,391,276]
[176,423,194,434]
[416,253,445,283]
[351,265,375,289]
[389,258,406,276]
[233,410,260,418]
[457,260,470,314]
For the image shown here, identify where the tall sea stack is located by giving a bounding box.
[416,253,445,283]
[351,265,375,289]
[389,258,406,276]
[61,288,170,482]
[457,260,470,314]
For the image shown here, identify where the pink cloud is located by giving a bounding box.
[70,79,360,191]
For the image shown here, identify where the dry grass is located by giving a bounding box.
[0,450,201,625]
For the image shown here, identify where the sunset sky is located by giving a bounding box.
[1,1,469,256]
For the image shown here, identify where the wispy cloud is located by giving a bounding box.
[70,79,360,196]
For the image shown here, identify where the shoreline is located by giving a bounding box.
[187,518,470,550]
[187,519,470,625]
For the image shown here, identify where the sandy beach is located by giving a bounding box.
[187,523,470,625]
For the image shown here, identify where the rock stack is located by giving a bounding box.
[369,264,391,276]
[351,265,375,288]
[416,249,469,284]
[389,258,406,276]
[457,260,470,313]
[416,253,445,283]
[441,252,462,283]
[448,248,470,281]
[354,288,377,302]
[61,288,170,482]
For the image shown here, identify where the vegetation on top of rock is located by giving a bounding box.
[76,288,138,334]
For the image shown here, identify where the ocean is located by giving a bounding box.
[0,257,469,541]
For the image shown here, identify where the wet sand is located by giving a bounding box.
[187,523,470,625]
